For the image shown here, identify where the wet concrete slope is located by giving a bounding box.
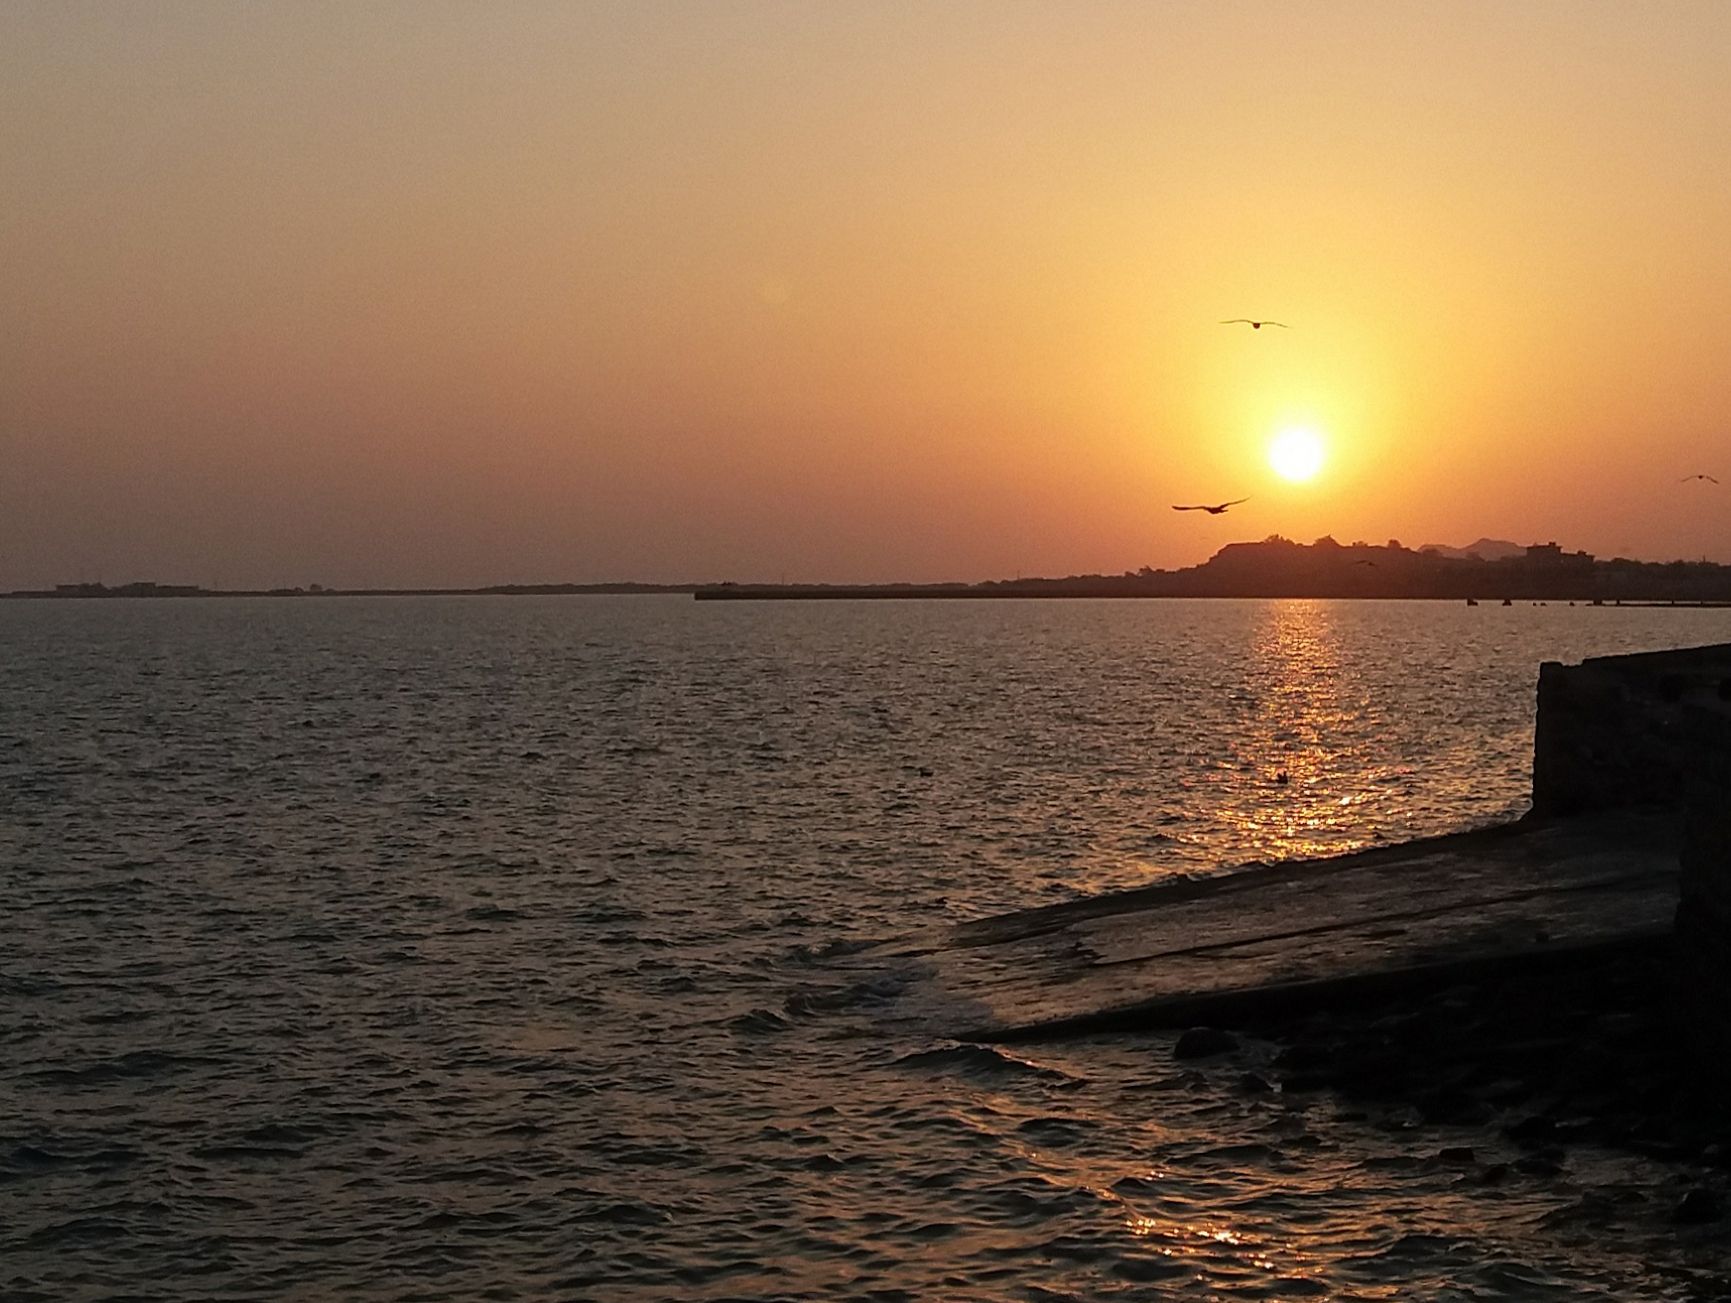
[858,812,1679,1040]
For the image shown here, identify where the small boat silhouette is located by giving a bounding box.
[1465,597,1478,607]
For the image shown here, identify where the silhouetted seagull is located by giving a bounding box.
[1680,473,1720,484]
[1221,319,1288,330]
[1172,498,1248,515]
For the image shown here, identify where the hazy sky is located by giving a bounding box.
[5,1,1729,588]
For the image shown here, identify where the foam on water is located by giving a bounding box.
[4,595,1731,1299]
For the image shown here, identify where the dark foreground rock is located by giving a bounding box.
[1242,938,1731,1171]
[1173,1027,1238,1060]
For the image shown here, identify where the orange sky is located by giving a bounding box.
[4,1,1729,588]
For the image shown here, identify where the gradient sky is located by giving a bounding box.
[4,1,1729,588]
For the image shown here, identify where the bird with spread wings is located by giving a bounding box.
[1171,498,1248,515]
[1220,319,1288,330]
[1680,473,1720,484]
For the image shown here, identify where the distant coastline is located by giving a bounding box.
[694,537,1731,605]
[12,537,1731,605]
[0,581,695,600]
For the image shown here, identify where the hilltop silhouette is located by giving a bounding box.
[1414,538,1524,562]
[696,537,1731,603]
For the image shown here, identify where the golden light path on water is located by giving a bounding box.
[1123,598,1433,870]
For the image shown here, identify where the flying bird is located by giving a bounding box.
[1172,498,1248,515]
[1220,319,1288,330]
[1680,473,1720,484]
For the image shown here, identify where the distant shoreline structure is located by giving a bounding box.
[11,537,1731,605]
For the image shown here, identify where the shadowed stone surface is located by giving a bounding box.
[1534,643,1731,817]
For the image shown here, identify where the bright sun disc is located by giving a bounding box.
[1269,428,1324,482]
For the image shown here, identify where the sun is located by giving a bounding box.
[1268,427,1325,482]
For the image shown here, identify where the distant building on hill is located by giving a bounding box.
[1526,542,1595,568]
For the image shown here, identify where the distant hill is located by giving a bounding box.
[1418,538,1525,561]
[697,535,1731,602]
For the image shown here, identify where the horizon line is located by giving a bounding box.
[8,536,1731,601]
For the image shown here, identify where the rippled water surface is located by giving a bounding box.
[5,596,1731,1300]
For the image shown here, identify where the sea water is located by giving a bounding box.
[4,595,1730,1300]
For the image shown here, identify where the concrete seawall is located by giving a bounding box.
[1533,644,1731,817]
[1534,644,1731,1071]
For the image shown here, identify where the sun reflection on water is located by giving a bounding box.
[1203,600,1403,864]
